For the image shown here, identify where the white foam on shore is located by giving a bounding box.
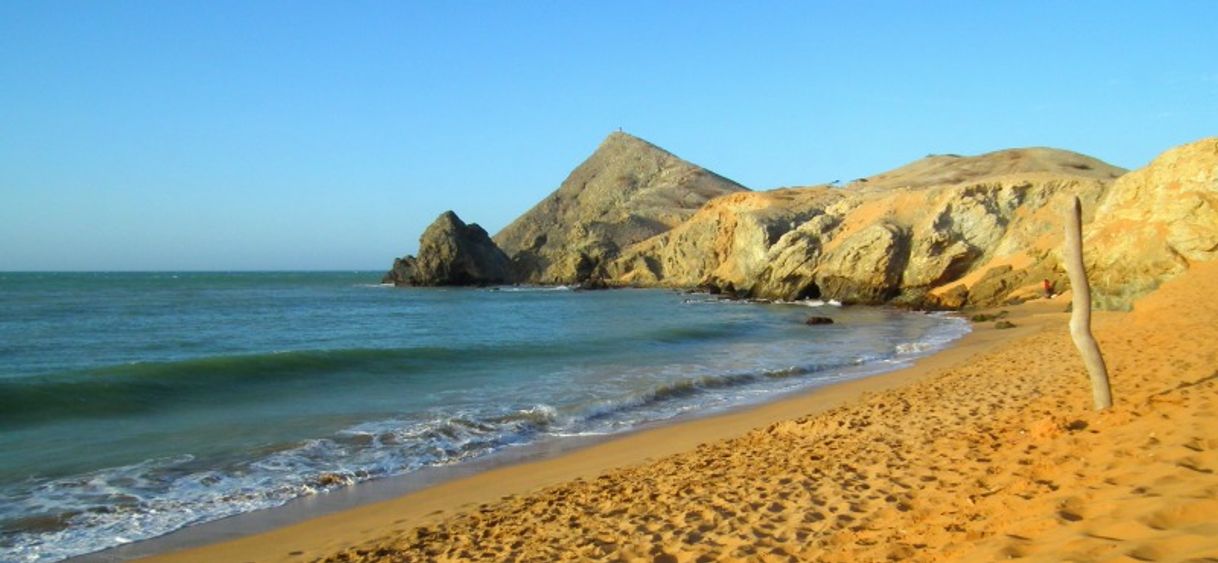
[489,285,573,292]
[779,298,843,307]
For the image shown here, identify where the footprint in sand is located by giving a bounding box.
[1126,544,1166,562]
[1140,498,1218,532]
[1057,496,1086,523]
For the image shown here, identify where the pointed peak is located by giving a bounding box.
[427,210,467,232]
[598,130,672,156]
[604,129,644,142]
[435,210,462,223]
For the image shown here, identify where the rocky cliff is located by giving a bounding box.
[1084,138,1218,309]
[604,187,844,291]
[492,132,748,284]
[608,147,1128,307]
[383,211,511,286]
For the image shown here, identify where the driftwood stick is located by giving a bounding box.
[1064,196,1113,410]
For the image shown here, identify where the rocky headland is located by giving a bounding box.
[382,211,510,286]
[386,133,1217,310]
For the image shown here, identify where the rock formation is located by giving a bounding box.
[1084,137,1218,309]
[383,132,1218,310]
[493,132,748,284]
[604,188,844,290]
[608,146,1126,307]
[383,211,511,286]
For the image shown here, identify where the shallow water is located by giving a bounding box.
[0,272,968,562]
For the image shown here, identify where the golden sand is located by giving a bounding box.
[151,264,1218,562]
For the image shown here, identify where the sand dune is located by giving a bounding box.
[152,264,1218,562]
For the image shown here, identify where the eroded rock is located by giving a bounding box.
[384,211,511,286]
[1085,138,1218,309]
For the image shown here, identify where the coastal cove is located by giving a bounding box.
[0,272,967,562]
[5,3,1217,560]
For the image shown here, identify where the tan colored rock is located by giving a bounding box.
[936,283,970,310]
[493,132,747,284]
[815,222,909,303]
[750,175,1112,305]
[750,212,843,300]
[605,188,843,289]
[1084,137,1218,309]
[609,147,1124,306]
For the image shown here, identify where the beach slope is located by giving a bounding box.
[152,264,1218,562]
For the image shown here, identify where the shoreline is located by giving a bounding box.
[131,302,1061,563]
[34,289,956,563]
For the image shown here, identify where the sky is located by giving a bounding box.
[1,1,1215,271]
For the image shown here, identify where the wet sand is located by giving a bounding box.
[149,264,1218,562]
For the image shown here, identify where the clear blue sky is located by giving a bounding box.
[2,1,1215,271]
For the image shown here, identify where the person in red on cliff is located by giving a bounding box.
[1043,278,1054,298]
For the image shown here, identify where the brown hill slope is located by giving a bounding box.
[847,147,1125,193]
[493,132,748,284]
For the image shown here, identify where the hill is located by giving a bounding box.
[492,132,748,284]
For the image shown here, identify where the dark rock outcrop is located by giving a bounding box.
[381,256,417,285]
[383,211,511,286]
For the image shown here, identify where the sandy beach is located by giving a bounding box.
[146,264,1218,563]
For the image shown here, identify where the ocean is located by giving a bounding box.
[0,272,969,562]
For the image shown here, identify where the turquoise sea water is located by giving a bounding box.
[0,272,968,562]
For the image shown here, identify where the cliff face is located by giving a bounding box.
[383,211,511,286]
[607,147,1126,307]
[492,132,748,284]
[604,188,845,290]
[1085,138,1218,309]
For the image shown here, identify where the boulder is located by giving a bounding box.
[384,211,511,286]
[934,284,970,310]
[814,222,910,304]
[804,316,835,325]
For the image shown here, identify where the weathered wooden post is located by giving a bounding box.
[1064,196,1113,410]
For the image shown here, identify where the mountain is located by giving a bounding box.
[492,132,748,284]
